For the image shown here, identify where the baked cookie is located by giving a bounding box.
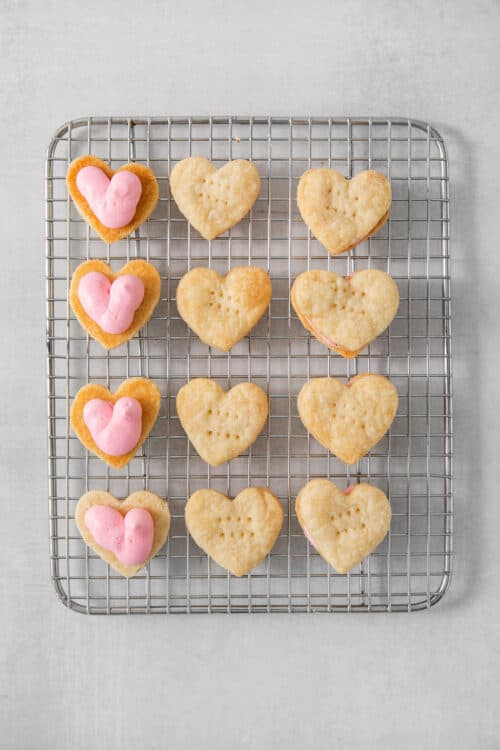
[291,269,399,358]
[185,487,283,576]
[67,155,159,243]
[69,259,161,349]
[297,168,391,255]
[297,374,398,464]
[76,490,170,577]
[71,377,161,469]
[176,378,268,466]
[295,479,391,573]
[176,266,272,351]
[169,157,260,240]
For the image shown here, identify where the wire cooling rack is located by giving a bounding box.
[45,116,452,614]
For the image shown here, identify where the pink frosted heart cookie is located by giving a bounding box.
[69,259,161,350]
[76,490,171,577]
[67,155,159,243]
[70,378,161,468]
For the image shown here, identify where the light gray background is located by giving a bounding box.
[1,0,498,747]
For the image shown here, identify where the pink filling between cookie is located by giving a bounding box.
[302,525,317,550]
[303,315,340,351]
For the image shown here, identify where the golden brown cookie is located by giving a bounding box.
[176,266,272,351]
[67,155,159,243]
[291,269,399,358]
[297,374,398,464]
[185,487,283,576]
[70,378,161,469]
[76,490,170,577]
[295,479,391,573]
[69,259,161,349]
[297,168,391,255]
[169,157,260,240]
[176,378,268,466]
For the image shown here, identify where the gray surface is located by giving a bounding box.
[0,0,498,747]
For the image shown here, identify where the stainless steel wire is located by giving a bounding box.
[45,116,452,614]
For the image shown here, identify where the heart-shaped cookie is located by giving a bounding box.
[176,266,272,351]
[169,157,261,240]
[291,269,399,357]
[185,487,283,576]
[297,374,398,464]
[69,259,161,349]
[71,377,161,468]
[76,490,170,577]
[297,168,391,255]
[67,155,159,243]
[176,379,268,466]
[295,479,391,573]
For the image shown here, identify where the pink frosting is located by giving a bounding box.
[78,272,145,334]
[344,485,355,495]
[76,166,142,228]
[85,505,154,565]
[83,397,142,456]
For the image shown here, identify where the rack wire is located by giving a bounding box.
[45,116,452,614]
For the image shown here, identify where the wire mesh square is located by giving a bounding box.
[45,116,452,614]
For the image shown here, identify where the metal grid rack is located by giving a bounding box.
[45,116,452,614]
